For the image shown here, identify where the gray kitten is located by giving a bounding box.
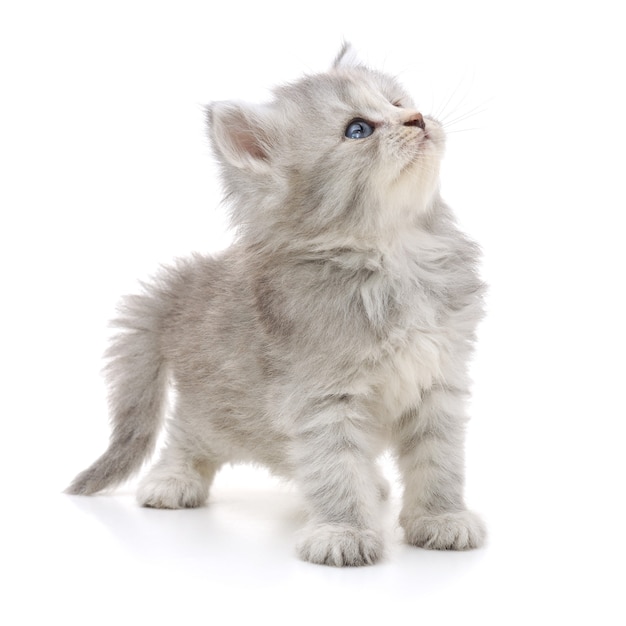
[67,45,486,566]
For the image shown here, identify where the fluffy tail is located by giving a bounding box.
[66,291,169,495]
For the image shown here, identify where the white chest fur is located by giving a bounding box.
[358,238,450,422]
[366,313,445,423]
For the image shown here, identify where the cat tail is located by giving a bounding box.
[66,289,170,496]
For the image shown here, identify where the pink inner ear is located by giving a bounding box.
[233,127,268,161]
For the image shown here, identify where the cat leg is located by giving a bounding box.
[294,399,385,566]
[393,385,486,550]
[137,420,219,509]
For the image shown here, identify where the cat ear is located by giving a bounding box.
[207,101,273,173]
[333,42,362,69]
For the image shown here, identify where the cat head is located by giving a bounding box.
[207,45,445,249]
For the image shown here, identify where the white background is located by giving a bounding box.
[1,1,625,624]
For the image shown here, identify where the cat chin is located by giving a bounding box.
[376,162,441,216]
[378,136,444,208]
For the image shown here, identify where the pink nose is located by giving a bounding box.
[404,113,425,131]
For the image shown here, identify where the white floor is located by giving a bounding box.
[5,443,623,625]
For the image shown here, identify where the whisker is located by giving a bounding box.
[440,102,491,128]
[432,74,468,121]
[443,127,481,134]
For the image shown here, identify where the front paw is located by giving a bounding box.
[401,510,486,550]
[296,523,384,566]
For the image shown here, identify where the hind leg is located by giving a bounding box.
[137,414,220,509]
[138,452,218,509]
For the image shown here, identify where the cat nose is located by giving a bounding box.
[404,112,425,131]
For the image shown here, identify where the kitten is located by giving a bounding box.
[67,44,486,566]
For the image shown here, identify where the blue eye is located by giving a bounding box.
[345,119,374,139]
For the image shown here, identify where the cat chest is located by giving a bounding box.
[367,323,446,421]
[358,268,450,420]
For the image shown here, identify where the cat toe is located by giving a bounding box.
[296,523,384,567]
[401,510,486,550]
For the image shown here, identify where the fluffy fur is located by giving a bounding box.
[67,45,486,566]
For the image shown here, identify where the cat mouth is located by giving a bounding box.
[420,117,443,145]
[421,119,434,141]
[417,128,431,145]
